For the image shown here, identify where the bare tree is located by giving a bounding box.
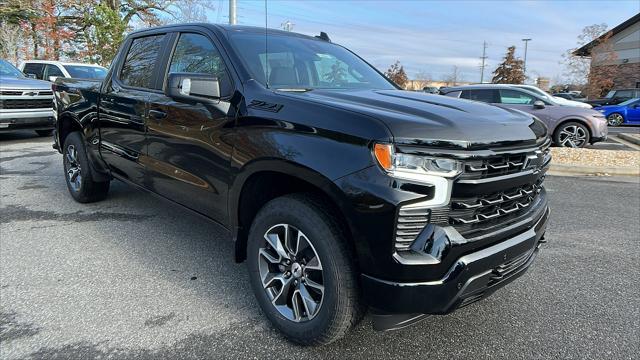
[385,61,408,88]
[0,22,23,64]
[561,23,608,85]
[444,66,461,86]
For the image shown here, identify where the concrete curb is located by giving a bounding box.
[549,163,639,176]
[617,133,640,146]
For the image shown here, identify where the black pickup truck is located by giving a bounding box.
[52,23,550,345]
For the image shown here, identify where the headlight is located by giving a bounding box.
[374,143,462,178]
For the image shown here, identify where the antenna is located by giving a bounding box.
[264,0,269,88]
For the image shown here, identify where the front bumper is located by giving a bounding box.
[362,205,549,315]
[0,109,55,132]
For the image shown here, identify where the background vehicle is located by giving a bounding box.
[53,24,550,345]
[595,98,640,126]
[0,59,54,136]
[422,86,439,94]
[510,85,591,108]
[20,60,107,82]
[553,92,587,102]
[442,84,608,148]
[585,88,640,106]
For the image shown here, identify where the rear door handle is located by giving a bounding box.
[149,110,167,120]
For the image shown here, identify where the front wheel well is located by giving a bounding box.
[58,114,82,149]
[234,171,353,263]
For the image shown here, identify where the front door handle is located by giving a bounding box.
[149,110,167,121]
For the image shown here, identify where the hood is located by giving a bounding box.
[0,76,52,90]
[281,89,544,149]
[594,104,622,110]
[553,96,591,108]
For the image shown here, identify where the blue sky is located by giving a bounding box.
[205,0,639,83]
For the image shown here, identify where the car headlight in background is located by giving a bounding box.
[373,143,462,178]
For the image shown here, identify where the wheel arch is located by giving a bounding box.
[553,118,593,140]
[230,160,359,264]
[56,112,83,151]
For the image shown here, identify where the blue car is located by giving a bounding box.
[595,98,640,126]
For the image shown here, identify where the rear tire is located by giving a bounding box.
[35,129,53,137]
[553,122,590,148]
[63,132,110,203]
[247,194,363,345]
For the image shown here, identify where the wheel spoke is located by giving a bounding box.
[303,278,324,295]
[271,276,294,306]
[264,232,290,261]
[305,255,322,271]
[258,248,280,264]
[298,283,320,317]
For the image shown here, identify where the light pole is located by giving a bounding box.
[522,38,532,82]
[229,0,237,25]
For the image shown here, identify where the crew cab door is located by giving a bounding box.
[145,31,236,223]
[99,33,169,185]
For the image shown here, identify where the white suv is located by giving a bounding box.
[19,60,107,82]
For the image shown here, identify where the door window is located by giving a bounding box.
[499,89,536,105]
[44,64,64,79]
[614,90,633,99]
[461,89,498,103]
[120,34,166,89]
[23,63,44,79]
[169,33,232,97]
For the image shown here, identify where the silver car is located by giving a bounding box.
[0,59,55,136]
[441,84,607,148]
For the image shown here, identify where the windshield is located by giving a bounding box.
[618,98,640,106]
[63,65,108,79]
[229,33,395,90]
[605,90,615,98]
[519,86,552,100]
[0,60,25,78]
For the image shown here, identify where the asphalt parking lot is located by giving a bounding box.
[586,125,640,151]
[1,132,639,360]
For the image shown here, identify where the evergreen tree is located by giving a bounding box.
[492,46,525,84]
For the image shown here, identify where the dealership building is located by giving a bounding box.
[574,13,640,98]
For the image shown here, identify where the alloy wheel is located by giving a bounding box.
[558,125,588,148]
[258,223,324,322]
[65,144,82,192]
[607,113,624,126]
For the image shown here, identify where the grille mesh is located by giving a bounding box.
[0,99,53,109]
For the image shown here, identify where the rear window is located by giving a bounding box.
[23,63,45,79]
[461,89,498,103]
[120,34,166,89]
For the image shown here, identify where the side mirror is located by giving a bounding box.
[166,72,220,101]
[533,100,546,109]
[25,73,37,79]
[48,76,58,82]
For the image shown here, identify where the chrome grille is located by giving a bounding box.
[450,180,544,229]
[460,143,551,181]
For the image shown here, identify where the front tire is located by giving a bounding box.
[247,194,363,345]
[553,122,590,148]
[607,113,624,126]
[63,132,110,203]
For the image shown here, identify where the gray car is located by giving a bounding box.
[441,84,608,147]
[0,59,55,136]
